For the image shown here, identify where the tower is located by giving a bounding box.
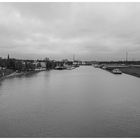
[7,54,10,69]
[7,54,10,60]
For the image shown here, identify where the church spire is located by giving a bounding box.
[8,54,10,60]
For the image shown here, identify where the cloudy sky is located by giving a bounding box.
[0,3,140,60]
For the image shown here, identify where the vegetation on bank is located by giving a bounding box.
[1,54,140,79]
[0,55,79,79]
[119,67,140,78]
[98,61,140,65]
[0,69,14,77]
[0,56,53,79]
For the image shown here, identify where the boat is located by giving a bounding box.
[54,66,66,70]
[94,64,100,68]
[66,66,76,70]
[102,66,107,69]
[112,69,122,74]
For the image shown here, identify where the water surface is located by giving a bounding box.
[0,66,140,137]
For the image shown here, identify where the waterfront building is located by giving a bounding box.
[40,62,46,68]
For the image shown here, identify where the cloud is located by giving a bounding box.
[0,3,140,60]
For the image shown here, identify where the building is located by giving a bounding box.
[40,62,46,68]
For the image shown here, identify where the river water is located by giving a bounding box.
[0,66,140,137]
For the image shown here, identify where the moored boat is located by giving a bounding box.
[112,69,122,74]
[54,66,66,70]
[94,64,100,68]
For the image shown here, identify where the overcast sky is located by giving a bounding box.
[0,3,140,61]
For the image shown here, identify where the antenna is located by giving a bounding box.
[126,48,128,62]
[73,54,75,61]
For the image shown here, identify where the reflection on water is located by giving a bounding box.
[0,66,140,137]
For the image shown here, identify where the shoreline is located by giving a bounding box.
[99,65,140,78]
[0,69,45,81]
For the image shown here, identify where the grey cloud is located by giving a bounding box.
[0,3,140,60]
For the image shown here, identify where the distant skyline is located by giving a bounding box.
[0,3,140,61]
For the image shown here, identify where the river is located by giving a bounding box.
[0,66,140,137]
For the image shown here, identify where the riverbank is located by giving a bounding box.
[98,64,140,78]
[120,66,140,78]
[0,69,46,81]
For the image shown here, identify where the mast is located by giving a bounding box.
[126,48,128,62]
[73,54,75,61]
